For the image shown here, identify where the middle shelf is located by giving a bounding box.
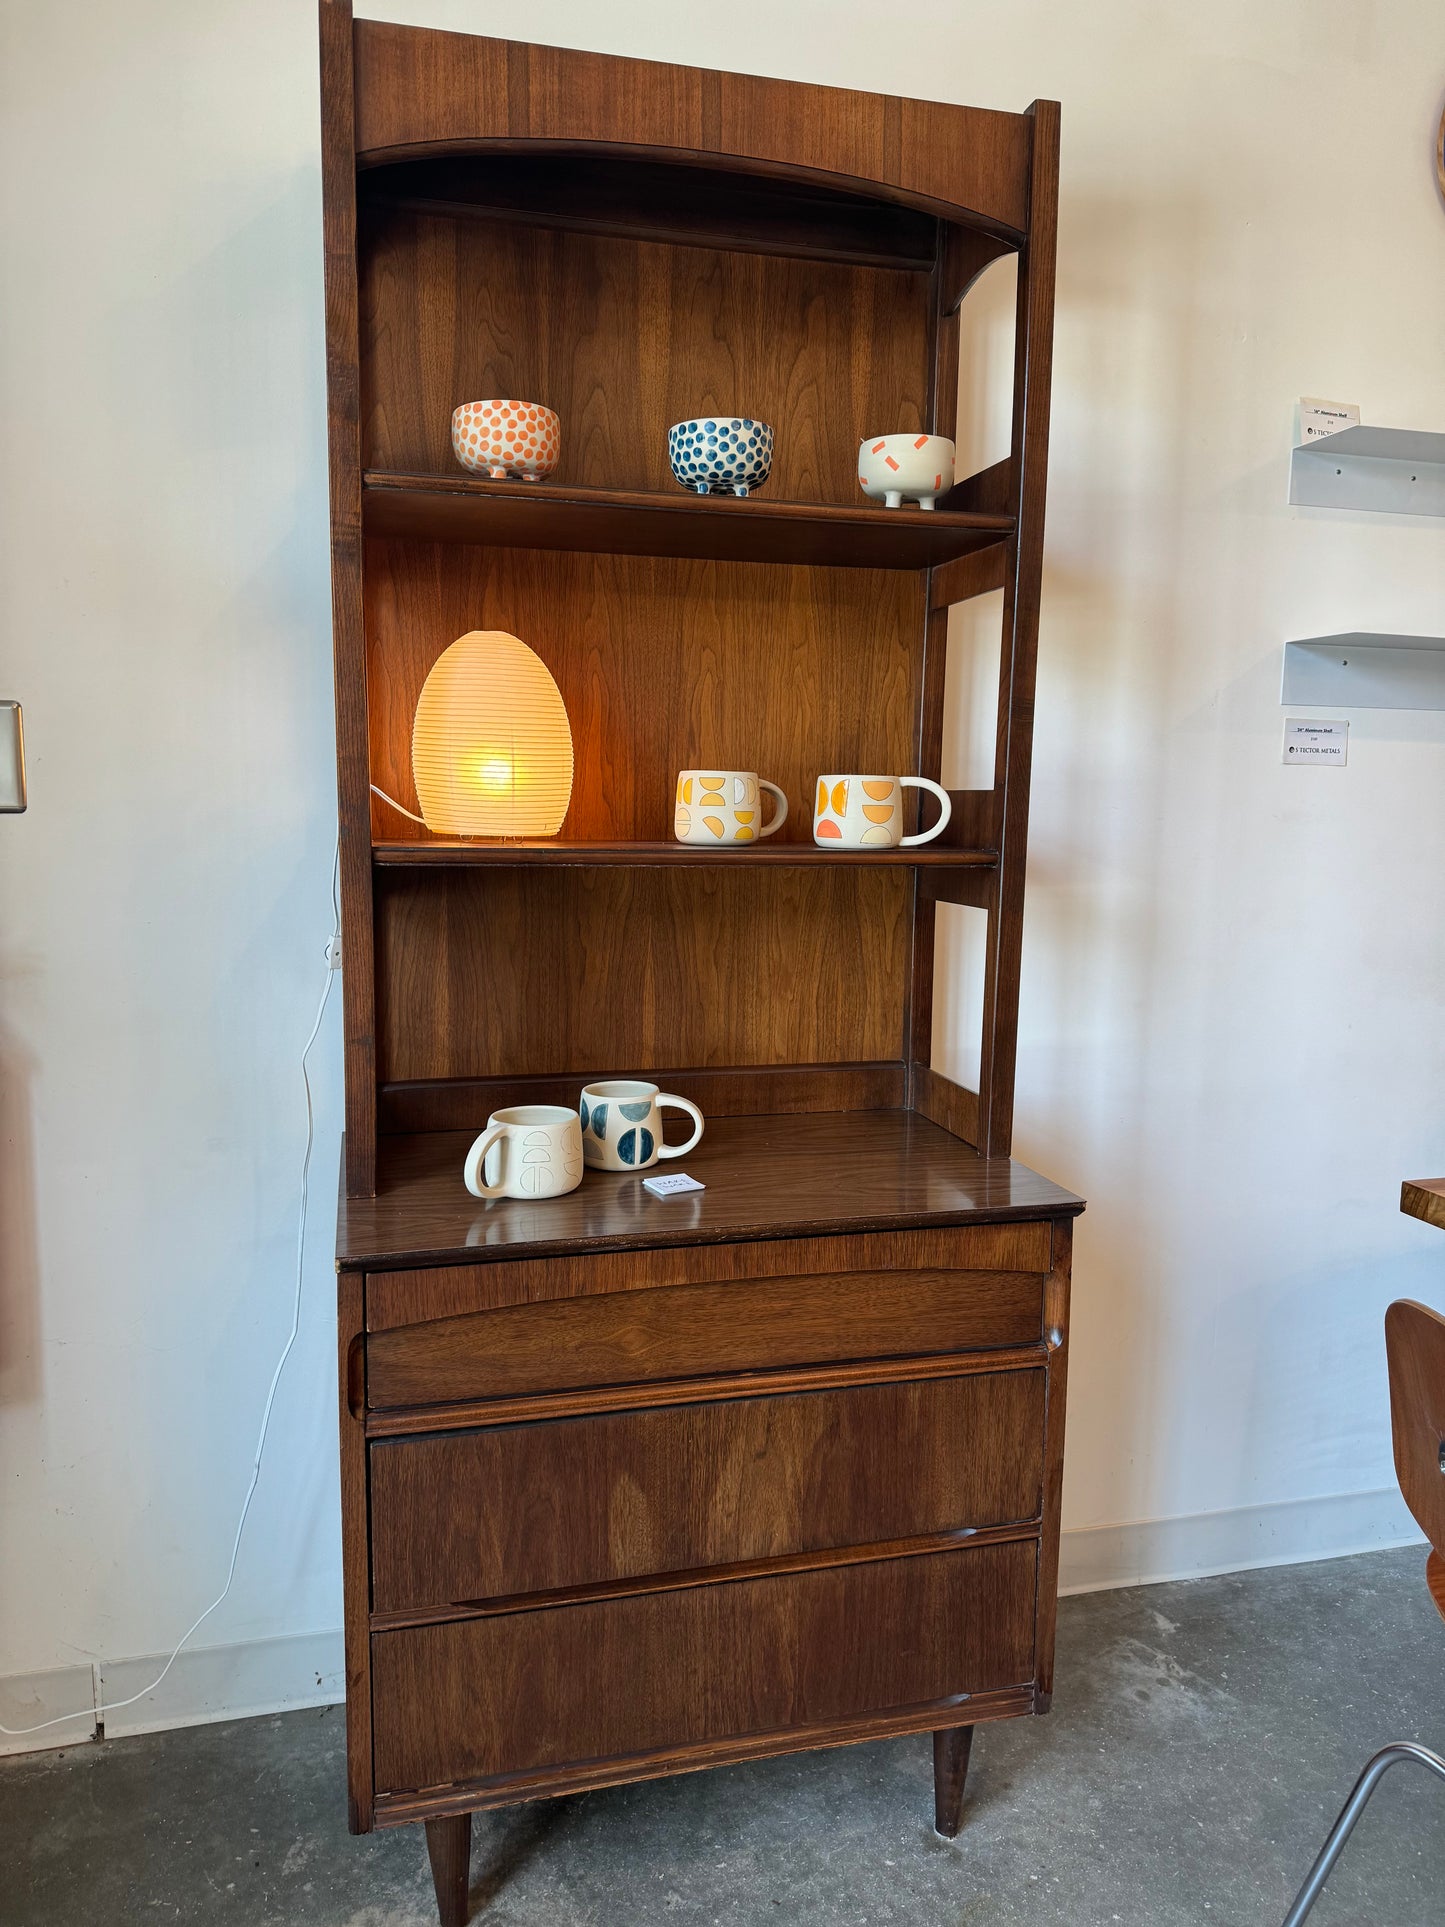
[372,840,999,869]
[363,471,1014,570]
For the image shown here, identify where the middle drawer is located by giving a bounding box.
[370,1367,1044,1614]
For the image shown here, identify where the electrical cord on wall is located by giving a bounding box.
[370,782,425,826]
[0,837,342,1740]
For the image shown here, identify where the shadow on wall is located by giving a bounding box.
[0,1010,41,1407]
[948,187,1213,1526]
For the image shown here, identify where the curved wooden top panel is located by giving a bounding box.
[351,21,1037,235]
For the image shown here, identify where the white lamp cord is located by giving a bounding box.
[370,782,426,826]
[0,836,342,1740]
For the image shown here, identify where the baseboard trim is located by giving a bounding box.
[1,1492,1425,1757]
[1059,1485,1425,1595]
[0,1629,344,1757]
[0,1662,97,1757]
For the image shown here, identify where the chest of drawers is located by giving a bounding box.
[336,1120,1081,1925]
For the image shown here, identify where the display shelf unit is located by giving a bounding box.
[1289,425,1445,516]
[321,7,1079,1921]
[1282,633,1445,712]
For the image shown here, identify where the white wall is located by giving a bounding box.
[1,0,1442,1740]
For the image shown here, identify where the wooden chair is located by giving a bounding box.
[1281,1300,1445,1924]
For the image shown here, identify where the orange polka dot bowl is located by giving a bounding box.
[857,432,955,511]
[451,400,561,482]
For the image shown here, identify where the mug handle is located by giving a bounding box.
[898,777,952,848]
[757,780,790,839]
[655,1094,705,1158]
[463,1123,508,1198]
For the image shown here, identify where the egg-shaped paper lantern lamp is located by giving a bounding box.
[411,631,573,837]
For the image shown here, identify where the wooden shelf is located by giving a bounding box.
[339,1111,1084,1271]
[372,838,999,869]
[363,472,1014,570]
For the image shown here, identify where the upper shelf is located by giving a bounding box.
[372,839,999,869]
[363,473,1014,570]
[361,155,944,271]
[1289,426,1445,517]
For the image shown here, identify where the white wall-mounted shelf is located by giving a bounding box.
[1281,633,1445,711]
[1289,426,1445,516]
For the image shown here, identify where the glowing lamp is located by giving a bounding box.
[411,630,573,837]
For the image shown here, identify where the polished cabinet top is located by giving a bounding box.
[338,1109,1084,1271]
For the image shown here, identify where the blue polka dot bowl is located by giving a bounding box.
[667,417,774,497]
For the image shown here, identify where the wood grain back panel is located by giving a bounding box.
[366,1222,1053,1328]
[363,541,924,842]
[366,1262,1044,1410]
[370,1540,1037,1794]
[359,206,931,500]
[370,1369,1045,1611]
[351,23,1034,233]
[374,863,909,1084]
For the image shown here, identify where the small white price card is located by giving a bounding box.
[1298,397,1359,442]
[642,1172,706,1197]
[1282,717,1348,766]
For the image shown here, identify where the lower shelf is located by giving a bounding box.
[372,838,997,868]
[1281,634,1445,711]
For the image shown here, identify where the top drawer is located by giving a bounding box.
[366,1224,1050,1411]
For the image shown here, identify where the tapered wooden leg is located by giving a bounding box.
[425,1813,472,1927]
[933,1725,974,1837]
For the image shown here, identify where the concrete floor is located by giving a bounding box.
[4,1546,1443,1925]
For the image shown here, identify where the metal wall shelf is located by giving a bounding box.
[1281,633,1445,711]
[1289,426,1445,517]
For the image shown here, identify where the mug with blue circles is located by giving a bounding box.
[580,1079,704,1171]
[667,417,773,497]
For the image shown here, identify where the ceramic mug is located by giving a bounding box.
[674,769,788,845]
[463,1104,583,1200]
[813,773,952,848]
[580,1079,704,1170]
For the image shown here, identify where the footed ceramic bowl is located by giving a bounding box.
[452,400,561,481]
[668,418,773,497]
[858,432,955,510]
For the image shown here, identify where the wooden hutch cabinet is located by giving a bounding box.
[319,5,1082,1920]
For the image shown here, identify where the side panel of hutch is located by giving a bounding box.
[320,8,1081,1922]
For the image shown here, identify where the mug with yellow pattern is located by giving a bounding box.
[674,769,789,845]
[812,773,952,848]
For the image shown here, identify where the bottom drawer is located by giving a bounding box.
[371,1541,1037,1795]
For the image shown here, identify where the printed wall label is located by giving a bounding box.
[1282,718,1348,766]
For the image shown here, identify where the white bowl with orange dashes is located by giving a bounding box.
[857,432,955,510]
[452,400,561,481]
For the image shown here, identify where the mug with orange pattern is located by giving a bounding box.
[812,773,952,848]
[674,769,788,845]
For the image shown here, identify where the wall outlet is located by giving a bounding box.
[0,703,26,812]
[326,935,343,971]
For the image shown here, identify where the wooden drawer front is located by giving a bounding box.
[367,1263,1043,1410]
[371,1541,1037,1794]
[370,1369,1045,1611]
[365,1223,1054,1330]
